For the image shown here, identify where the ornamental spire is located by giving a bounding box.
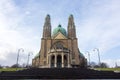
[68,14,74,25]
[43,14,51,39]
[67,14,76,38]
[45,14,50,24]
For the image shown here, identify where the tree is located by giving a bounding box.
[94,65,100,68]
[90,62,97,68]
[11,64,20,68]
[100,62,109,68]
[22,63,26,68]
[0,65,2,68]
[90,62,109,68]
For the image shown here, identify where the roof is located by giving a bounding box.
[78,49,85,58]
[80,52,85,58]
[34,53,40,58]
[52,24,67,36]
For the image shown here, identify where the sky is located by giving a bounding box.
[0,0,120,67]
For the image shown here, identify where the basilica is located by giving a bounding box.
[32,15,87,68]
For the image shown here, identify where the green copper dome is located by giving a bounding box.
[53,24,67,36]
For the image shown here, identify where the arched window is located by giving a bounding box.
[52,41,64,49]
[56,42,63,49]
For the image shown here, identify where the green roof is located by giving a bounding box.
[80,52,84,58]
[52,24,67,36]
[34,53,40,58]
[78,49,85,58]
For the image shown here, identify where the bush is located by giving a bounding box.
[11,64,21,68]
[0,65,2,68]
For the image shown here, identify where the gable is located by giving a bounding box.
[53,32,67,39]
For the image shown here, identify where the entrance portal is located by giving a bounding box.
[51,55,55,68]
[57,55,62,68]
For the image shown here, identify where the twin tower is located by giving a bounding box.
[43,14,76,39]
[32,14,87,68]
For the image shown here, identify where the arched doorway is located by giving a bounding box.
[57,55,62,68]
[51,55,55,68]
[64,55,67,67]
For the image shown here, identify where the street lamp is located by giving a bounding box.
[115,62,118,68]
[93,48,101,67]
[16,48,24,70]
[27,52,33,68]
[86,51,90,66]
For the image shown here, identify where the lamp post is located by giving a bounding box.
[16,48,24,70]
[27,52,33,68]
[93,48,101,67]
[86,51,90,66]
[115,62,118,68]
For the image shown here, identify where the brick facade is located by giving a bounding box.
[32,15,87,68]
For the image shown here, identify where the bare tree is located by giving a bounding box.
[100,62,109,68]
[11,64,20,68]
[90,62,97,68]
[0,65,2,68]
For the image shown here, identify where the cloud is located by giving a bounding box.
[77,0,120,52]
[75,0,120,67]
[0,0,120,67]
[0,0,39,66]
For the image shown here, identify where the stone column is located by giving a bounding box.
[55,54,57,67]
[47,55,49,67]
[68,53,70,67]
[38,56,40,67]
[62,53,64,67]
[49,56,51,68]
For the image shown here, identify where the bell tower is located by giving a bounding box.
[67,14,76,39]
[43,14,51,39]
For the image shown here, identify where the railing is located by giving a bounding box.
[48,49,69,53]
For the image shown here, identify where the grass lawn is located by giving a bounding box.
[0,68,25,71]
[0,67,120,72]
[94,68,120,71]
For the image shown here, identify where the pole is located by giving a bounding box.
[93,48,101,67]
[27,52,33,68]
[16,48,24,70]
[86,51,90,66]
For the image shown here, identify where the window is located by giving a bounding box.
[53,42,64,49]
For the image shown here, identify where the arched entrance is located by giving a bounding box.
[57,55,62,68]
[51,55,55,68]
[64,55,68,67]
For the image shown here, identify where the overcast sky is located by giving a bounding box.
[0,0,120,67]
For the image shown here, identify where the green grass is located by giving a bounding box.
[94,68,120,71]
[0,68,25,71]
[0,68,120,72]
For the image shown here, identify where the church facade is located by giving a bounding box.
[32,15,87,68]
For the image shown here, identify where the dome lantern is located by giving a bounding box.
[52,24,67,36]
